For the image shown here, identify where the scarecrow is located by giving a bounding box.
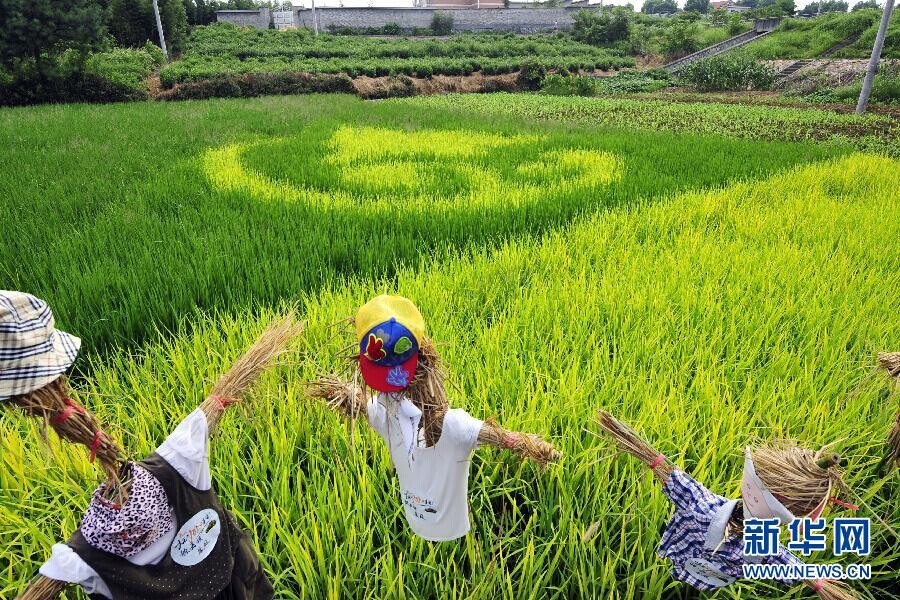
[878,352,900,467]
[4,291,302,600]
[594,410,864,600]
[1,291,125,495]
[309,295,561,542]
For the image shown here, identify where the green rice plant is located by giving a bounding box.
[0,94,837,355]
[1,153,897,598]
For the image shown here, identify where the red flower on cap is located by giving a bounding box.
[364,334,387,362]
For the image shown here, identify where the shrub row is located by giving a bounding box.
[183,23,625,61]
[160,54,633,87]
[156,71,355,100]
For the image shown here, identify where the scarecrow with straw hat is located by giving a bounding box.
[309,294,561,542]
[594,410,869,600]
[2,290,302,599]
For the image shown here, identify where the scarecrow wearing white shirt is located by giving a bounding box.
[595,410,860,600]
[310,295,561,542]
[11,299,301,600]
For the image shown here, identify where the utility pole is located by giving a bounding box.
[856,0,895,114]
[311,0,319,35]
[151,0,169,62]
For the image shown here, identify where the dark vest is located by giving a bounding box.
[67,453,273,600]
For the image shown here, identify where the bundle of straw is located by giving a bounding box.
[596,410,674,484]
[200,312,304,432]
[806,579,859,600]
[878,352,900,380]
[876,352,900,468]
[10,376,127,500]
[308,374,368,420]
[404,337,451,448]
[748,441,843,518]
[479,418,561,466]
[16,575,67,600]
[888,413,900,467]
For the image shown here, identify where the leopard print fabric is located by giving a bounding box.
[80,462,175,557]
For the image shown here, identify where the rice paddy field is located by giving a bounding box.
[1,93,899,599]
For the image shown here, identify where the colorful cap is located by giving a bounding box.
[356,295,424,392]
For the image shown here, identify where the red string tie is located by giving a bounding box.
[649,455,666,470]
[89,430,105,463]
[829,497,859,511]
[501,434,520,449]
[812,579,825,592]
[211,395,239,411]
[51,398,85,426]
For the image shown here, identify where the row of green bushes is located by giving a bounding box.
[185,24,626,61]
[160,54,633,87]
[0,43,163,106]
[157,71,354,100]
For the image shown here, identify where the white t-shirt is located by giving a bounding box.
[367,393,484,542]
[39,408,212,598]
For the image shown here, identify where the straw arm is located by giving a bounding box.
[595,410,676,485]
[201,313,304,435]
[888,414,900,467]
[307,376,370,424]
[477,420,561,466]
[878,352,900,380]
[200,393,239,433]
[804,579,858,600]
[16,575,67,600]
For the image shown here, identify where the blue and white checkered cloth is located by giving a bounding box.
[658,469,805,591]
[0,291,80,401]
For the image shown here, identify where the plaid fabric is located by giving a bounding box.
[658,470,804,591]
[0,291,80,401]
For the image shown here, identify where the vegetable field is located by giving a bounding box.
[160,25,633,87]
[1,94,898,599]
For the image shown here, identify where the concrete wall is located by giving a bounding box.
[297,8,573,33]
[216,9,271,29]
[218,7,578,33]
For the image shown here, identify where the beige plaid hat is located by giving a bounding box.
[0,291,80,401]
